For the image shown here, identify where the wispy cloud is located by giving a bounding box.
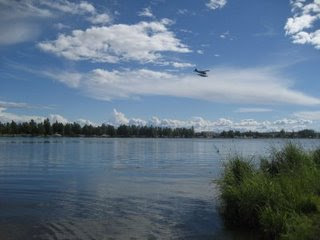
[39,65,320,106]
[0,100,51,110]
[0,0,112,45]
[254,25,277,37]
[53,23,70,30]
[138,7,154,18]
[40,0,95,15]
[177,9,188,15]
[0,22,40,45]
[235,108,273,113]
[293,110,320,120]
[206,0,227,10]
[0,100,31,109]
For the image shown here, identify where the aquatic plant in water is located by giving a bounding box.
[219,143,320,239]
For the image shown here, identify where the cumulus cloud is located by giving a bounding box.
[138,7,154,18]
[76,118,97,126]
[38,20,190,64]
[285,0,320,49]
[0,106,315,132]
[235,108,273,113]
[0,108,68,124]
[285,14,317,35]
[0,108,45,123]
[206,0,227,10]
[110,109,129,125]
[108,109,312,132]
[44,66,320,106]
[49,114,69,124]
[0,108,95,126]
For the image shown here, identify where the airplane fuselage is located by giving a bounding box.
[194,68,209,75]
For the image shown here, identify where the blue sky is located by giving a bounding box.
[1,0,320,131]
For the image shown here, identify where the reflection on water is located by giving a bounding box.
[0,138,318,239]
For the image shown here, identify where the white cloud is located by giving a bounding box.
[219,31,231,40]
[177,9,188,15]
[0,22,41,45]
[285,0,320,49]
[0,108,44,123]
[285,14,317,35]
[40,0,95,15]
[87,13,112,25]
[40,0,113,26]
[49,114,69,124]
[0,0,111,45]
[108,109,312,132]
[0,108,68,124]
[206,0,227,10]
[235,108,273,113]
[0,107,94,126]
[76,118,97,126]
[0,107,315,132]
[291,30,320,49]
[293,110,320,120]
[273,118,312,126]
[38,20,191,64]
[0,100,30,109]
[47,66,320,106]
[41,70,82,88]
[197,50,204,54]
[110,109,129,125]
[138,7,154,18]
[0,0,47,46]
[0,0,52,20]
[171,62,195,68]
[53,23,70,30]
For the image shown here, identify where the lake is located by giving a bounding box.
[0,138,319,240]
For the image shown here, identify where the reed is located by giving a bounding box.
[219,143,320,239]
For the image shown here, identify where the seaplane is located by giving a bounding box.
[194,68,209,77]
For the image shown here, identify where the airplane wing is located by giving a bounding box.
[197,73,208,77]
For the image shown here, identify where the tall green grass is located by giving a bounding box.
[219,143,320,239]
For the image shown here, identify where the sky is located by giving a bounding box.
[1,0,320,132]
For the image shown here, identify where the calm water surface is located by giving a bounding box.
[0,138,319,240]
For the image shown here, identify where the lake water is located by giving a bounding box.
[0,138,319,240]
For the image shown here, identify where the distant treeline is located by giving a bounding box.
[0,119,318,138]
[0,119,194,138]
[209,129,319,139]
